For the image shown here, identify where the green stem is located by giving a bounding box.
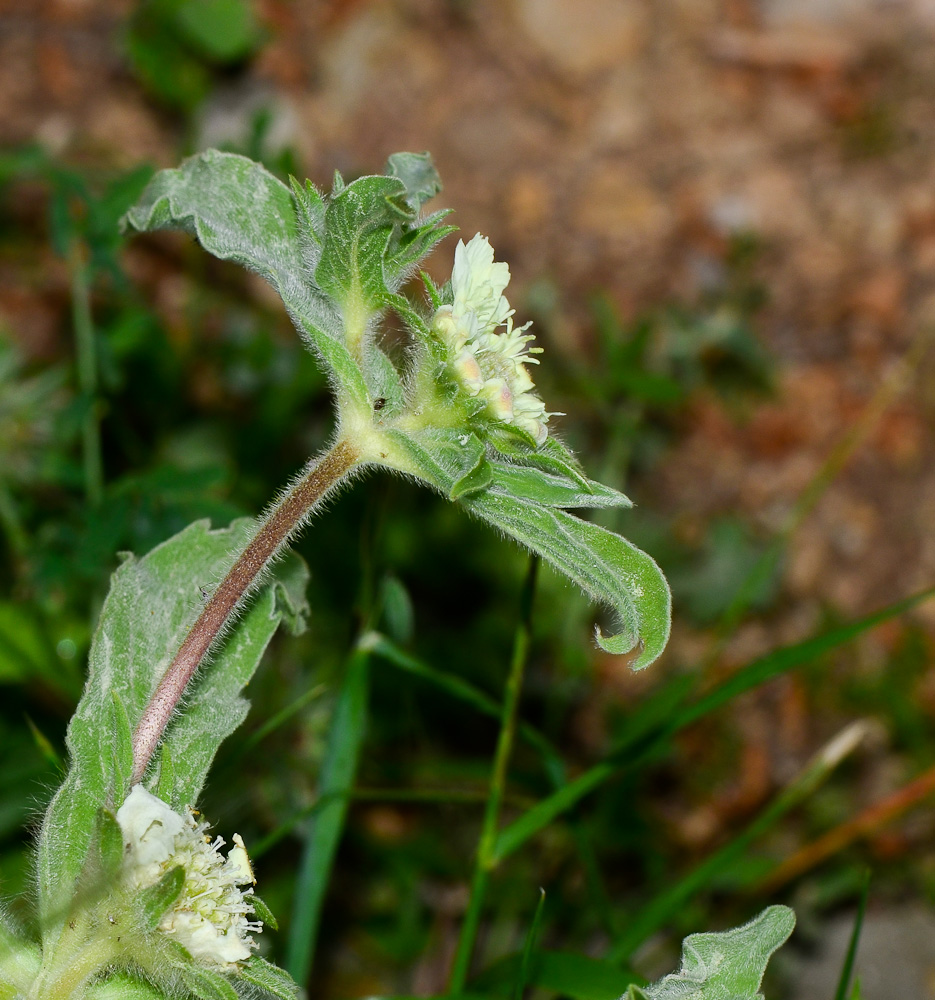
[68,240,103,507]
[28,918,115,1000]
[448,556,538,994]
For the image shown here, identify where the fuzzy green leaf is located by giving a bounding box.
[96,808,124,881]
[239,956,299,1000]
[36,519,308,938]
[316,174,410,316]
[385,151,442,210]
[627,906,795,1000]
[139,865,185,930]
[463,492,670,668]
[87,973,168,1000]
[0,911,40,995]
[251,894,279,931]
[122,150,370,409]
[488,429,590,489]
[179,966,239,1000]
[384,427,669,667]
[488,462,631,509]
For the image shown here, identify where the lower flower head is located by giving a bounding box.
[116,785,261,970]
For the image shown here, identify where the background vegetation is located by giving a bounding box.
[2,1,935,996]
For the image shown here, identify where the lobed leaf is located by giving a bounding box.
[121,150,369,409]
[628,906,795,1000]
[316,175,410,319]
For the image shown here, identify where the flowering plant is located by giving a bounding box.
[0,151,796,999]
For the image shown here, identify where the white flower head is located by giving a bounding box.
[432,234,553,445]
[116,785,261,970]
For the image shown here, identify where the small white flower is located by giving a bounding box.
[432,234,553,444]
[116,785,261,970]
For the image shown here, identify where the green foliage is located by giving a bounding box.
[36,519,309,936]
[138,866,185,930]
[123,150,671,668]
[125,0,263,110]
[626,906,795,1000]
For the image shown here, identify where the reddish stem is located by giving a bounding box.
[131,439,360,784]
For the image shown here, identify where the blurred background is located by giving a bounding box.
[2,1,935,997]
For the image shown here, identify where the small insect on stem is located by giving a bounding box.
[373,397,387,411]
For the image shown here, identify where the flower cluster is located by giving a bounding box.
[116,785,260,970]
[432,235,553,445]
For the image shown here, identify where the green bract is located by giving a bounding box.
[122,149,672,668]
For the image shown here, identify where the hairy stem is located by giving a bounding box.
[131,438,361,783]
[448,556,538,993]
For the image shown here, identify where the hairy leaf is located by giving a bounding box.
[121,150,369,408]
[87,974,168,1000]
[138,866,185,930]
[464,492,670,667]
[627,906,795,1000]
[178,966,239,1000]
[239,956,300,1000]
[384,427,669,668]
[36,519,308,937]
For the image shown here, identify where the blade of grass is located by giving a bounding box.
[492,586,935,863]
[758,766,935,894]
[285,645,369,986]
[252,786,538,861]
[236,682,326,757]
[607,722,868,962]
[474,949,642,1000]
[363,632,564,782]
[835,870,870,1000]
[68,239,103,507]
[514,889,546,1000]
[448,557,538,994]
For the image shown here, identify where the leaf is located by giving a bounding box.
[382,426,668,667]
[239,957,300,1000]
[450,456,493,500]
[122,150,370,409]
[488,462,631,509]
[463,492,670,668]
[628,906,795,1000]
[487,429,589,489]
[250,894,279,931]
[0,911,40,995]
[96,808,124,881]
[179,966,239,1000]
[36,518,308,937]
[87,973,168,1000]
[138,866,185,930]
[385,151,443,211]
[316,174,410,319]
